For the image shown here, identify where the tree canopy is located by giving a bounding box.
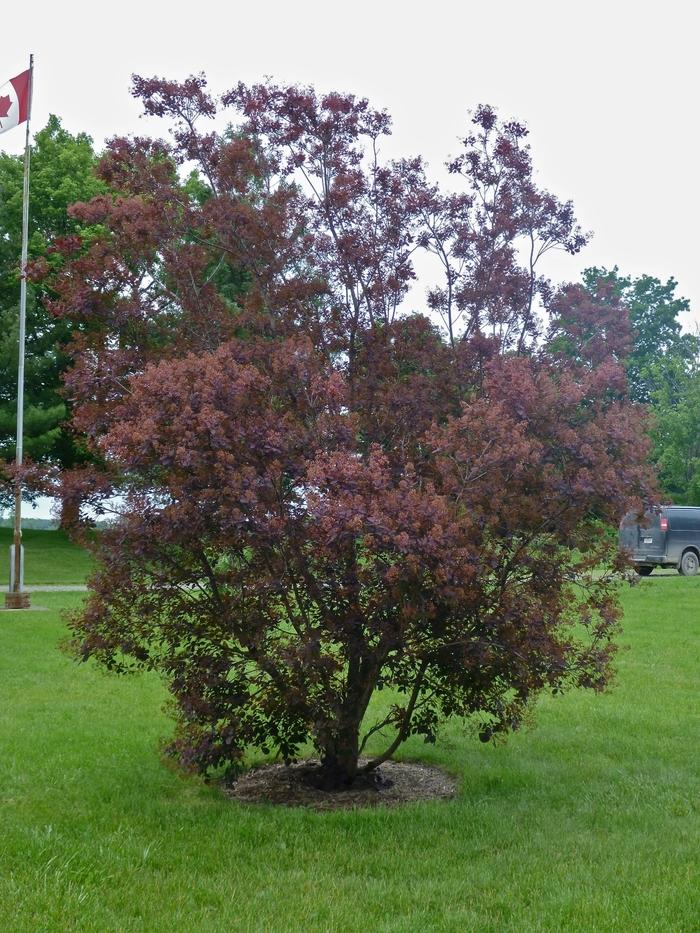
[50,76,655,789]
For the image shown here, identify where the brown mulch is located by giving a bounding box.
[223,758,458,811]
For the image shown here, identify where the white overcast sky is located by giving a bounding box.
[2,0,699,332]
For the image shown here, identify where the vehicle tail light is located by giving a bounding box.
[660,515,669,532]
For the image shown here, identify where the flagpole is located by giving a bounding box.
[6,54,33,611]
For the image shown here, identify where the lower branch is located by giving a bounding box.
[361,658,429,773]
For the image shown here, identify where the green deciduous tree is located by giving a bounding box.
[0,115,105,519]
[580,267,699,504]
[582,267,698,404]
[651,360,700,505]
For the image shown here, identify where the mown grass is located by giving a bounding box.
[1,569,698,931]
[0,528,94,585]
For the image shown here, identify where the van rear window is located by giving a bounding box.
[667,509,700,531]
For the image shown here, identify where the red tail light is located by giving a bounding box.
[660,515,669,532]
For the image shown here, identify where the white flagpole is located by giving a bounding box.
[6,54,33,610]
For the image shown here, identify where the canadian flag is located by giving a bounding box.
[0,69,31,136]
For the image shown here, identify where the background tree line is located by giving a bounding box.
[1,117,698,516]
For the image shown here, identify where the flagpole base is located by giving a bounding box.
[5,592,30,609]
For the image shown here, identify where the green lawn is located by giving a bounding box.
[0,528,94,585]
[1,572,698,931]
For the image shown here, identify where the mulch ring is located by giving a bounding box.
[223,758,458,811]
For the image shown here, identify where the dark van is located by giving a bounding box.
[619,506,700,576]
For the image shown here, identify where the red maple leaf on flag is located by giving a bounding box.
[0,95,12,118]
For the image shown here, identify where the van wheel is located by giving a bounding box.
[635,566,653,576]
[679,550,700,576]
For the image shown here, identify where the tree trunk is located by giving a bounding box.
[319,720,361,789]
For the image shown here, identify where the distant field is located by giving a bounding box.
[0,575,698,931]
[0,527,94,585]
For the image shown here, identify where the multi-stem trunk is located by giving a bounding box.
[318,656,430,788]
[318,645,378,789]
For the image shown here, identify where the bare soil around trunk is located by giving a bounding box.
[223,758,458,810]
